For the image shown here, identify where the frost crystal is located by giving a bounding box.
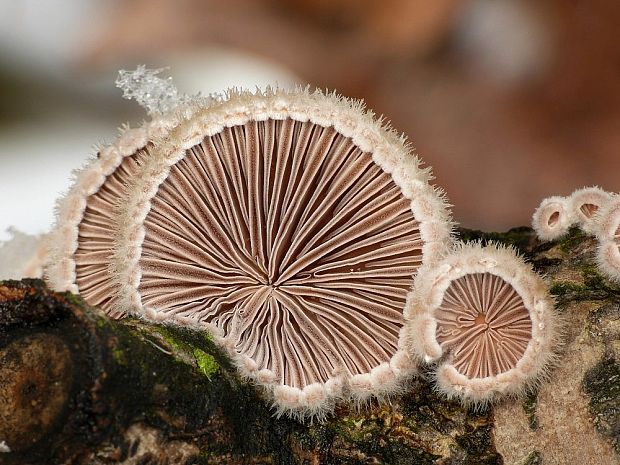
[116,66,191,115]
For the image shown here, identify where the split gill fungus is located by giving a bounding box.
[48,86,454,417]
[532,195,571,241]
[44,70,563,418]
[593,194,620,283]
[568,186,611,233]
[45,108,199,319]
[404,243,560,405]
[532,186,613,241]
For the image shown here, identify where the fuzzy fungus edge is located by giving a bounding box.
[402,242,561,406]
[110,86,454,418]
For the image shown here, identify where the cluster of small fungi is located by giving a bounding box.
[533,187,620,283]
[44,68,566,419]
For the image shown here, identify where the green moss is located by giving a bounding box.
[583,357,620,453]
[454,424,502,465]
[200,331,213,344]
[400,376,467,435]
[558,226,588,253]
[100,321,227,438]
[581,264,607,289]
[549,281,585,297]
[524,450,542,465]
[531,257,562,270]
[193,348,219,379]
[295,424,335,453]
[329,412,440,465]
[153,324,225,358]
[111,347,128,366]
[330,415,374,443]
[62,291,86,308]
[136,324,233,384]
[550,259,618,307]
[153,325,186,351]
[456,226,536,254]
[522,392,539,430]
[330,381,501,464]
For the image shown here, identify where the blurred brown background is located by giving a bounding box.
[1,0,619,239]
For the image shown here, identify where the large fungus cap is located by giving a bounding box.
[44,112,188,318]
[113,88,453,417]
[404,242,560,405]
[593,194,620,282]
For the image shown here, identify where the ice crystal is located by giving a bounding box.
[116,65,193,115]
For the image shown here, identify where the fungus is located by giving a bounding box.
[531,195,571,241]
[403,242,560,405]
[0,228,48,280]
[567,186,611,234]
[592,195,620,282]
[45,68,204,318]
[45,121,163,318]
[112,88,453,417]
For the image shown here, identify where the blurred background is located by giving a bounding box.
[1,0,619,241]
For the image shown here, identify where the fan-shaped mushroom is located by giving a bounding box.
[532,195,571,241]
[568,186,612,234]
[404,242,560,405]
[45,112,192,318]
[112,88,454,417]
[592,195,620,283]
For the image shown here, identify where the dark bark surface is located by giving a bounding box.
[1,227,619,465]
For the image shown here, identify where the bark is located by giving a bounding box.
[0,227,618,465]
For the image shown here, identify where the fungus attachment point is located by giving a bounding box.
[404,243,560,405]
[567,186,612,234]
[114,88,453,418]
[532,196,571,241]
[593,195,620,282]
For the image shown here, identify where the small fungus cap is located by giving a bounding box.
[44,109,197,318]
[45,67,207,317]
[403,242,560,405]
[112,87,453,418]
[532,195,572,241]
[567,186,612,234]
[592,194,620,282]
